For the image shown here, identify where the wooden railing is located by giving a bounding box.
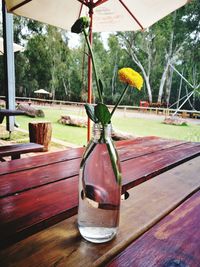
[0,96,200,119]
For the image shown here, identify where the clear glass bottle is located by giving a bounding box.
[78,123,122,243]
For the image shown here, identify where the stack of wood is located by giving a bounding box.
[112,129,135,141]
[58,115,87,128]
[58,115,135,140]
[163,116,188,126]
[17,104,45,118]
[29,121,52,151]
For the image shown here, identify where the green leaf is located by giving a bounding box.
[84,103,98,123]
[99,79,103,95]
[94,103,111,126]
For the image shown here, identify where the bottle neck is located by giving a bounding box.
[92,123,112,141]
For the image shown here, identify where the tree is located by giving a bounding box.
[117,30,155,103]
[8,1,199,111]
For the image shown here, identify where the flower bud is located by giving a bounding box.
[71,16,90,34]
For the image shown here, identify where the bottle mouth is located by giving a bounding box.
[93,123,112,133]
[93,123,112,130]
[92,123,112,139]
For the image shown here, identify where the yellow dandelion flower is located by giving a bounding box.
[118,68,143,90]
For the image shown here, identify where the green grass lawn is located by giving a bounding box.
[112,116,200,142]
[3,105,200,146]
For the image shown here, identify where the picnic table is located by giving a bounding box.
[0,109,25,123]
[0,136,200,266]
[0,142,44,161]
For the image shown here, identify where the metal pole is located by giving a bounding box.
[169,63,194,89]
[173,91,194,116]
[87,2,93,142]
[2,0,16,134]
[176,70,183,109]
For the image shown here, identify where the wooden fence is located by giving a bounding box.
[0,96,200,119]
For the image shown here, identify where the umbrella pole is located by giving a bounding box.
[87,6,93,142]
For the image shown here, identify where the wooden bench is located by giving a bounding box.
[0,109,25,123]
[192,113,200,119]
[107,179,200,267]
[0,143,44,161]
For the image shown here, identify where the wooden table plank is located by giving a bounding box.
[0,136,186,176]
[122,142,200,189]
[0,147,84,176]
[0,141,199,198]
[0,176,79,246]
[117,136,186,161]
[107,191,200,267]
[0,147,199,246]
[0,143,44,158]
[0,159,80,198]
[0,157,200,266]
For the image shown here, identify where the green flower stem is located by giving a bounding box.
[106,139,121,184]
[111,84,129,117]
[83,28,103,103]
[81,140,97,194]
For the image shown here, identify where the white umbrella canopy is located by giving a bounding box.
[5,0,188,32]
[0,36,24,55]
[5,0,189,140]
[34,89,50,94]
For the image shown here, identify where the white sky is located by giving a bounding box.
[67,32,110,49]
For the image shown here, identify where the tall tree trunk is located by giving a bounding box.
[51,65,56,100]
[132,57,152,103]
[157,12,176,103]
[120,31,154,103]
[176,70,183,109]
[111,53,118,97]
[157,61,170,103]
[165,66,174,105]
[130,45,153,102]
[62,76,70,98]
[145,76,152,103]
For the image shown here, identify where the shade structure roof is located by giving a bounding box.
[5,0,188,32]
[0,37,24,55]
[34,89,50,94]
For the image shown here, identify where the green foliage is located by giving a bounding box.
[0,2,198,110]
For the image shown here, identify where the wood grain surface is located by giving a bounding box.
[0,146,84,176]
[0,143,44,158]
[0,157,200,267]
[0,137,199,248]
[1,141,199,198]
[0,136,190,176]
[107,191,200,267]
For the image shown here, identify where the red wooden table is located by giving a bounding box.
[0,136,200,266]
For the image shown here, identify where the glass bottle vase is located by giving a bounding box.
[78,123,122,243]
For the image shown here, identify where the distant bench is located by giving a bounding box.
[0,109,25,124]
[0,143,44,161]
